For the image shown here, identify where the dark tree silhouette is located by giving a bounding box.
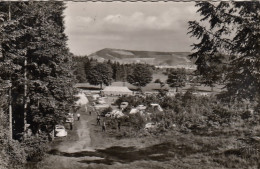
[87,62,113,89]
[127,64,152,91]
[0,2,76,137]
[188,1,260,100]
[167,69,186,92]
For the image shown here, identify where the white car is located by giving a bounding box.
[150,103,163,112]
[55,125,67,137]
[137,105,147,110]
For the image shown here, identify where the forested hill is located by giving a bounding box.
[88,48,194,67]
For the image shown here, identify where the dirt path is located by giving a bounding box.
[51,102,161,152]
[30,104,174,169]
[53,106,94,153]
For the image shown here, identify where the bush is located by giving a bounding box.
[0,112,26,169]
[241,110,252,120]
[114,91,258,137]
[101,107,112,117]
[128,113,147,130]
[0,139,26,169]
[21,134,49,161]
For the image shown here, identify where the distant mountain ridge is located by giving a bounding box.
[88,48,195,69]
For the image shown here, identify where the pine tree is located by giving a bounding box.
[167,69,186,92]
[0,2,76,137]
[188,1,260,100]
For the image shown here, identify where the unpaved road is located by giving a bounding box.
[56,107,94,153]
[26,103,170,169]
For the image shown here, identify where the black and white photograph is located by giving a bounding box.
[0,1,259,168]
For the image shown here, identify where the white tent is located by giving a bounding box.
[101,86,133,96]
[75,92,89,106]
[129,108,139,114]
[151,103,163,112]
[92,94,100,100]
[129,108,144,115]
[106,110,125,118]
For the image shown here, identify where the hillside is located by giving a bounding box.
[88,48,196,69]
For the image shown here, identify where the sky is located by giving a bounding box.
[64,2,200,56]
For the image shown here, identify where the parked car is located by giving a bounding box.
[150,103,163,112]
[145,122,157,129]
[136,105,147,110]
[55,125,67,137]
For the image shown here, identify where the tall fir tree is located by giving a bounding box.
[0,2,77,137]
[188,1,260,100]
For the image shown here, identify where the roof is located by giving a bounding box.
[142,83,169,92]
[74,83,100,89]
[111,82,137,90]
[102,86,132,93]
[111,82,169,92]
[75,82,170,92]
[182,84,225,93]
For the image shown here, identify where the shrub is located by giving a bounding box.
[101,107,112,117]
[0,112,26,168]
[0,139,26,169]
[241,110,252,120]
[154,79,162,83]
[21,134,49,161]
[128,113,147,130]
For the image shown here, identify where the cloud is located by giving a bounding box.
[101,9,186,31]
[76,16,94,24]
[66,6,199,35]
[64,2,200,55]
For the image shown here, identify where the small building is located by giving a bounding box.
[101,86,133,96]
[74,83,100,90]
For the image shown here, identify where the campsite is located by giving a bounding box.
[1,1,259,169]
[25,87,260,169]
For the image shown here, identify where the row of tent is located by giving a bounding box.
[106,103,163,119]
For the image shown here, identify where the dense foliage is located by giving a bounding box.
[0,1,76,167]
[166,68,186,92]
[86,62,113,89]
[73,56,156,84]
[188,1,260,100]
[127,64,153,91]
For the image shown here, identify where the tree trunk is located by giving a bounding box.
[211,86,214,92]
[138,84,142,94]
[8,3,11,20]
[176,87,179,92]
[8,4,12,139]
[9,82,12,139]
[24,57,27,132]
